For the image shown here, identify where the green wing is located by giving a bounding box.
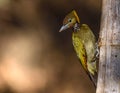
[79,24,97,75]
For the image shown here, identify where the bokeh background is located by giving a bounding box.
[0,0,101,93]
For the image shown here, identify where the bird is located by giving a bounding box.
[59,10,99,87]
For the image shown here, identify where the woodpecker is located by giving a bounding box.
[59,10,99,87]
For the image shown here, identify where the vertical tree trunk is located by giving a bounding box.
[96,0,120,93]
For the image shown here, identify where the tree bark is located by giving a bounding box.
[96,0,120,93]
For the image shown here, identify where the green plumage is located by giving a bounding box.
[72,24,97,75]
[59,10,98,87]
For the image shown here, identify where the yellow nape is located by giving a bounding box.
[72,10,80,23]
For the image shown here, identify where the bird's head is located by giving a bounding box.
[59,10,80,32]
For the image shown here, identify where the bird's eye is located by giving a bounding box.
[68,19,72,22]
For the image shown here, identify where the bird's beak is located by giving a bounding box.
[59,24,69,32]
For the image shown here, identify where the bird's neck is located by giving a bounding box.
[74,23,80,32]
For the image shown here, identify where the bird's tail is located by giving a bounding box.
[89,72,98,88]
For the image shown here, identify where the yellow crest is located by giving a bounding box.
[72,10,80,23]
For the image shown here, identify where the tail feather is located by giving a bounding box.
[89,72,98,88]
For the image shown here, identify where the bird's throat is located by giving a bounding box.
[74,23,80,32]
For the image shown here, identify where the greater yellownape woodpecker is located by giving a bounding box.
[59,10,99,87]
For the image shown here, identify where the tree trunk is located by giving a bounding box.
[96,0,120,93]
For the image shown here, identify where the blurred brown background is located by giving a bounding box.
[0,0,101,93]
